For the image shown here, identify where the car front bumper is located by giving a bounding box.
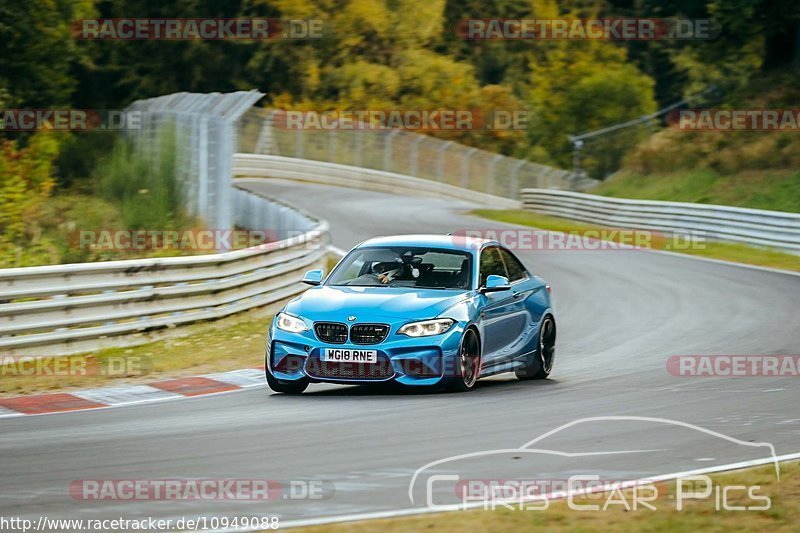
[268,322,465,386]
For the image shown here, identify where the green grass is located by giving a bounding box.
[0,192,123,268]
[471,209,800,272]
[29,191,208,265]
[594,169,800,213]
[294,462,800,532]
[593,72,800,213]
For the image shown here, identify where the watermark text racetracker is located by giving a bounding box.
[667,355,800,377]
[69,478,332,501]
[457,18,719,40]
[1,110,141,131]
[72,18,323,40]
[74,229,327,253]
[76,229,277,252]
[669,109,800,131]
[1,355,151,378]
[272,109,529,131]
[452,228,706,251]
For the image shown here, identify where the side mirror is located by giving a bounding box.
[301,269,324,286]
[480,274,511,294]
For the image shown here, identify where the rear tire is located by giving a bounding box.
[446,329,481,392]
[516,315,556,380]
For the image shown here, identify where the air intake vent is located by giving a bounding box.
[314,322,347,344]
[350,324,390,344]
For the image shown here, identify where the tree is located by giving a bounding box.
[0,134,59,266]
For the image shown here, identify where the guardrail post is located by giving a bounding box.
[328,128,336,163]
[217,116,237,231]
[255,111,275,155]
[487,154,502,195]
[295,129,303,159]
[198,116,209,219]
[384,130,399,172]
[437,141,453,182]
[511,160,526,200]
[410,135,424,177]
[355,131,363,167]
[461,148,477,189]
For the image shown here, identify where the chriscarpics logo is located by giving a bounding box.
[409,416,781,512]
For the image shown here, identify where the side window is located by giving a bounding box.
[499,248,528,282]
[479,246,507,286]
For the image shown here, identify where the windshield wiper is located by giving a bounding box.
[334,283,458,290]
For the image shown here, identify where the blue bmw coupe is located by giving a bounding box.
[266,235,555,393]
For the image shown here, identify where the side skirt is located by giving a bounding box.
[478,359,527,378]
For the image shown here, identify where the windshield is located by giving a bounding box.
[327,246,472,290]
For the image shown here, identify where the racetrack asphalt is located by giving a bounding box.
[1,179,798,527]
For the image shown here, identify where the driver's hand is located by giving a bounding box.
[378,273,390,284]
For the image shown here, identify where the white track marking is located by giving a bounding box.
[202,368,265,388]
[0,383,254,420]
[257,452,800,531]
[0,405,22,418]
[0,370,267,420]
[72,384,182,405]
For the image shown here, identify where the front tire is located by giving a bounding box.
[447,329,481,392]
[516,315,556,380]
[265,363,309,394]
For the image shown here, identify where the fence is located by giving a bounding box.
[238,108,592,198]
[521,189,800,252]
[128,91,265,230]
[233,154,520,209]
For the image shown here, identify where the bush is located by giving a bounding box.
[0,134,60,267]
[99,126,189,231]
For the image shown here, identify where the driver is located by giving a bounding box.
[347,260,404,286]
[372,261,402,284]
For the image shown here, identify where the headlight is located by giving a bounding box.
[398,318,455,337]
[276,312,308,333]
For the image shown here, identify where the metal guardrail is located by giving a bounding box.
[233,154,521,209]
[0,192,329,356]
[521,189,800,252]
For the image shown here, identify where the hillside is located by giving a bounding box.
[594,72,800,213]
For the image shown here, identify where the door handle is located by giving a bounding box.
[512,291,521,299]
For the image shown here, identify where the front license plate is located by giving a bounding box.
[321,348,378,363]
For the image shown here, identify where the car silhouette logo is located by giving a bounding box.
[347,316,357,322]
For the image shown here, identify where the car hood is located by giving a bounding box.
[284,285,470,323]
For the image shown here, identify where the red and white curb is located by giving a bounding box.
[0,368,265,418]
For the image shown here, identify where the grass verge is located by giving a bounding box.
[0,307,273,397]
[471,209,800,272]
[295,461,799,532]
[593,170,800,214]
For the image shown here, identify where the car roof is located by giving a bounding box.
[355,234,498,252]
